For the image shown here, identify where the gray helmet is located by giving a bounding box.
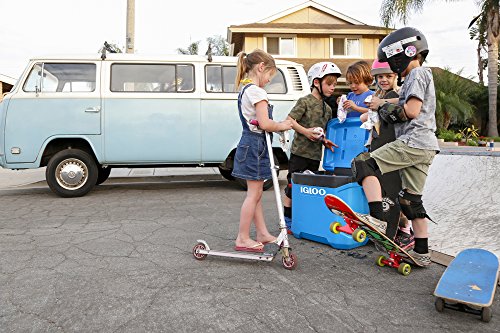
[377,27,429,75]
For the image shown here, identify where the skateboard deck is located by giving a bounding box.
[434,248,499,321]
[324,194,424,274]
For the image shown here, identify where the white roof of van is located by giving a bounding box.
[29,54,302,67]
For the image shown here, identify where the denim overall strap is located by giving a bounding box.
[237,83,254,133]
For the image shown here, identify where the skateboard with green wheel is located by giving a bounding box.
[324,194,424,275]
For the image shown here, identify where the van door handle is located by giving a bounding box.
[85,106,101,113]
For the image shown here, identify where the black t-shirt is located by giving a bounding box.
[370,89,399,152]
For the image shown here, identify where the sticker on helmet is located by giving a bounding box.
[382,36,418,58]
[405,45,417,57]
[382,41,404,58]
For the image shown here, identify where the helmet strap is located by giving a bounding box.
[397,73,403,86]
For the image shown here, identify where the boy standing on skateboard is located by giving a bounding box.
[352,27,439,266]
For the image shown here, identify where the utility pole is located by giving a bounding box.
[126,0,135,53]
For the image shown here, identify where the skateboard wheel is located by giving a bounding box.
[398,263,411,276]
[330,222,342,234]
[435,298,445,312]
[376,255,386,267]
[282,252,298,270]
[352,229,366,243]
[192,243,208,260]
[481,307,492,322]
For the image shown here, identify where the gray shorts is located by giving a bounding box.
[370,139,436,195]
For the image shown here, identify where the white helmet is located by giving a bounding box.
[307,62,342,87]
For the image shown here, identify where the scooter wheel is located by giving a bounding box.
[192,243,208,260]
[282,252,298,270]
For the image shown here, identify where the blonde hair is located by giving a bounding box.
[234,49,276,90]
[346,61,373,86]
[374,73,399,97]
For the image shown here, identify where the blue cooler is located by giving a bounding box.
[291,118,370,250]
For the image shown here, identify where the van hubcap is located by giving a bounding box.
[56,158,88,190]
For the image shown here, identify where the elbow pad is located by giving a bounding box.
[378,102,409,124]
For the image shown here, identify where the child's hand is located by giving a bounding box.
[360,113,369,123]
[322,139,338,152]
[305,128,320,141]
[343,100,356,111]
[367,96,384,110]
[278,120,293,131]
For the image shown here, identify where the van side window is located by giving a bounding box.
[265,69,287,94]
[205,65,287,94]
[23,63,96,93]
[110,64,195,93]
[205,65,236,93]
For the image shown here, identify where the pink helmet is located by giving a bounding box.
[371,59,394,76]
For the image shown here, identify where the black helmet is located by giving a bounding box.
[377,27,429,75]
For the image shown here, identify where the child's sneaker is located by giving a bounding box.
[406,249,432,267]
[363,215,387,234]
[394,229,415,250]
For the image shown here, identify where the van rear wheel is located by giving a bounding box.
[46,149,98,198]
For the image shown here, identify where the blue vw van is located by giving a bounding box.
[0,54,309,197]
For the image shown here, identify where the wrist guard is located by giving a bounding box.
[378,102,409,124]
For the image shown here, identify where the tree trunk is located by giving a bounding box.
[486,6,499,137]
[477,43,484,85]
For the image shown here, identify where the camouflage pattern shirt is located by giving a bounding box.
[288,94,332,161]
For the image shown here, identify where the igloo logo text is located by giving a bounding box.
[300,186,326,196]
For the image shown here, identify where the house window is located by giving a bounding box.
[265,36,296,57]
[331,37,361,57]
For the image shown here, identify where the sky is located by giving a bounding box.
[0,0,481,82]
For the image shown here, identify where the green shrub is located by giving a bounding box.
[467,139,479,146]
[437,129,456,142]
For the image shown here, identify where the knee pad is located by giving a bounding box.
[398,190,431,221]
[284,183,292,199]
[351,153,379,185]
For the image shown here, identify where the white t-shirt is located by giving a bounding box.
[241,85,269,133]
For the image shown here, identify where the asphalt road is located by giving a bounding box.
[0,176,498,332]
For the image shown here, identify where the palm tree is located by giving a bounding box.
[433,67,477,130]
[177,41,200,55]
[380,0,499,137]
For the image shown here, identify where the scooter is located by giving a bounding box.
[192,123,298,270]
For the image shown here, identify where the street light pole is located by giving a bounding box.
[126,0,135,53]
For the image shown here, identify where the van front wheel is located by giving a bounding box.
[46,149,98,198]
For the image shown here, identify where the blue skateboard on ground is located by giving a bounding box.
[434,248,499,322]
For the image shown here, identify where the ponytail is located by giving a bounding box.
[235,51,248,90]
[234,49,276,91]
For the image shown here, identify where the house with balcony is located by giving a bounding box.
[227,1,392,91]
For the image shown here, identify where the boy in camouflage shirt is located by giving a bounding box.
[283,62,341,232]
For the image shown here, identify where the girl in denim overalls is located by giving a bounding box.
[231,50,293,253]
